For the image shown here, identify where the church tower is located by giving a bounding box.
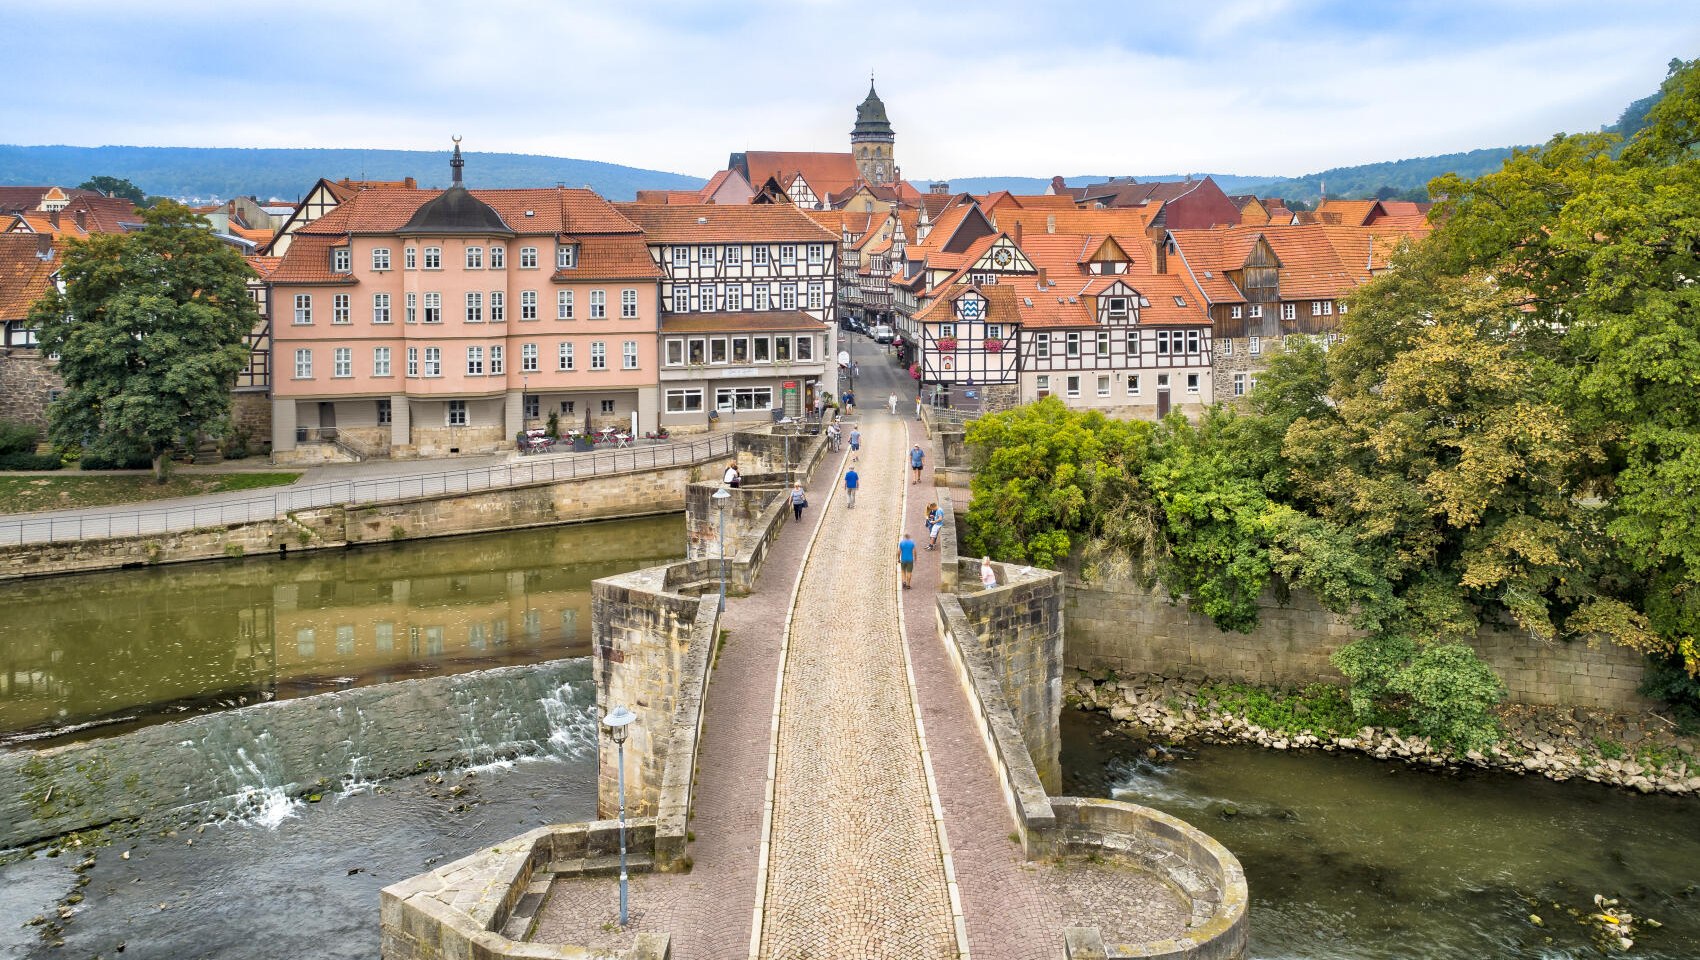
[851,79,896,185]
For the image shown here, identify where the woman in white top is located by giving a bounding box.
[980,556,998,590]
[723,462,741,488]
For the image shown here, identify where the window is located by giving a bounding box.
[731,336,749,363]
[754,286,770,310]
[332,293,350,324]
[672,247,690,269]
[666,388,703,413]
[1233,372,1247,397]
[489,245,505,269]
[725,245,741,267]
[1186,372,1200,394]
[590,341,606,370]
[520,291,537,320]
[447,400,467,426]
[710,337,728,364]
[466,345,484,375]
[715,385,774,410]
[1096,331,1110,357]
[377,398,391,425]
[1311,300,1330,316]
[775,336,791,362]
[520,247,538,269]
[1249,336,1261,356]
[465,292,483,323]
[620,288,638,318]
[1036,334,1050,359]
[1186,329,1201,354]
[753,246,770,267]
[489,345,504,374]
[1036,374,1050,395]
[779,244,796,266]
[423,247,442,269]
[600,399,616,414]
[1338,302,1349,315]
[665,339,684,366]
[807,282,824,310]
[406,292,417,323]
[521,343,538,372]
[753,336,770,362]
[423,346,441,377]
[806,243,824,266]
[372,293,391,323]
[589,290,606,318]
[374,346,391,377]
[672,287,690,313]
[1221,338,1232,356]
[489,291,505,322]
[294,349,312,378]
[332,247,351,272]
[332,347,351,377]
[1097,374,1111,397]
[404,247,417,270]
[698,245,715,271]
[466,247,483,269]
[1126,374,1141,395]
[293,294,312,324]
[557,245,577,269]
[684,337,704,364]
[726,287,742,311]
[780,284,798,310]
[623,340,638,369]
[796,334,813,361]
[1229,305,1242,319]
[940,323,956,339]
[407,346,418,377]
[372,248,391,271]
[561,401,575,415]
[1155,331,1169,356]
[558,290,574,319]
[523,394,539,419]
[1157,373,1170,388]
[1066,332,1081,357]
[558,342,575,370]
[1281,303,1296,321]
[1066,375,1081,398]
[1248,375,1259,392]
[423,292,442,323]
[1249,304,1263,318]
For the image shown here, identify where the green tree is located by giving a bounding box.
[76,176,148,205]
[28,201,258,482]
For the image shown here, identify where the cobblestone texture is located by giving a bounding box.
[758,412,957,960]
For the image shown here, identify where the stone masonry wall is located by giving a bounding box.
[955,558,1066,792]
[1066,574,1653,713]
[0,349,62,430]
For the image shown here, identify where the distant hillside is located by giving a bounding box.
[0,145,705,203]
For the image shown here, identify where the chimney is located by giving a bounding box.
[1153,236,1168,274]
[47,210,59,229]
[404,177,418,189]
[1037,267,1048,288]
[35,234,53,261]
[75,208,87,231]
[1013,221,1022,248]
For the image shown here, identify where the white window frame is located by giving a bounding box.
[423,346,442,377]
[753,246,770,267]
[333,346,352,378]
[621,288,638,318]
[404,247,417,270]
[489,245,505,269]
[423,292,442,324]
[293,294,312,324]
[622,340,639,369]
[489,291,504,322]
[293,348,312,379]
[1066,375,1081,398]
[423,246,442,270]
[520,246,539,269]
[557,245,577,269]
[466,345,484,376]
[672,247,690,269]
[466,247,484,269]
[1233,372,1247,397]
[590,340,607,370]
[490,344,504,374]
[407,346,418,377]
[754,286,770,310]
[665,388,703,413]
[521,290,538,320]
[665,339,684,366]
[465,292,483,323]
[558,290,574,319]
[372,292,391,324]
[406,292,417,323]
[780,284,798,310]
[1126,374,1141,396]
[1186,372,1200,394]
[673,287,690,313]
[446,399,467,426]
[332,247,351,273]
[371,247,391,271]
[558,341,575,370]
[1229,304,1242,319]
[521,343,538,372]
[332,293,350,324]
[1249,304,1264,318]
[726,287,743,311]
[779,244,797,266]
[589,289,606,318]
[374,346,391,377]
[806,243,824,265]
[1249,335,1261,356]
[1281,303,1296,321]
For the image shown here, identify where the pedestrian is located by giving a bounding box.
[898,532,916,589]
[813,395,825,420]
[916,393,924,421]
[849,427,861,452]
[844,463,859,508]
[927,503,943,550]
[844,389,855,414]
[888,393,898,416]
[723,461,741,488]
[826,422,842,452]
[980,556,998,590]
[852,360,860,379]
[790,483,807,522]
[909,443,925,484]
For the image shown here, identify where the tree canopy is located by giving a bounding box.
[28,201,259,481]
[76,176,148,205]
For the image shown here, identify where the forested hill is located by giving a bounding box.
[0,145,705,203]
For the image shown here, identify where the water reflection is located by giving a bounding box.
[0,516,681,742]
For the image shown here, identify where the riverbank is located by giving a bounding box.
[1067,669,1700,797]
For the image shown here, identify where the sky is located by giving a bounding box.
[2,0,1695,180]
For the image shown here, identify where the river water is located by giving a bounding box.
[0,518,679,960]
[1062,709,1700,959]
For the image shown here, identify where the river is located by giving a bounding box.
[0,518,679,959]
[1062,709,1700,959]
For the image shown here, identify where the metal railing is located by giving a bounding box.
[0,434,737,546]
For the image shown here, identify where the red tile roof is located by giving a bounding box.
[553,235,664,280]
[740,152,864,199]
[300,187,640,238]
[244,255,282,280]
[615,203,838,243]
[0,234,60,321]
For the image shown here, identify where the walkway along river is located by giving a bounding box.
[0,518,681,959]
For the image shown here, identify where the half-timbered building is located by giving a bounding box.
[264,176,419,257]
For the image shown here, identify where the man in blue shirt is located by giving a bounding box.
[849,428,861,452]
[844,464,859,508]
[909,444,925,484]
[898,532,916,589]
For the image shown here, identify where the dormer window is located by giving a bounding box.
[1106,297,1129,318]
[557,245,577,269]
[331,247,351,273]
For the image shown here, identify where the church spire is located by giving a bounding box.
[450,136,464,186]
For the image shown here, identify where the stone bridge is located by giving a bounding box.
[381,408,1247,959]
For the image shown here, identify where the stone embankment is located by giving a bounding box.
[1069,670,1700,798]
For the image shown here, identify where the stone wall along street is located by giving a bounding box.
[954,557,1066,793]
[1066,573,1653,713]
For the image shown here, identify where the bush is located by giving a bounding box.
[1639,653,1700,734]
[0,451,61,471]
[79,450,154,471]
[0,422,40,456]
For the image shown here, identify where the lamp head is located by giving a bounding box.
[603,704,636,744]
[712,485,731,504]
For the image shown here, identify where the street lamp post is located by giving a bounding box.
[602,704,636,927]
[712,485,731,611]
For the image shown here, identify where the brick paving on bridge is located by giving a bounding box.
[535,354,1188,958]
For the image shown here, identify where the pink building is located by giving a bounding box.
[268,145,662,460]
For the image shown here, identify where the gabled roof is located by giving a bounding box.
[0,234,60,321]
[302,188,641,238]
[739,151,864,199]
[617,202,837,244]
[244,255,283,280]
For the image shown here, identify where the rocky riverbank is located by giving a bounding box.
[1067,669,1700,797]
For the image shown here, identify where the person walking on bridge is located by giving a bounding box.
[790,483,808,522]
[898,532,916,589]
[909,444,925,484]
[849,427,861,452]
[844,463,859,509]
[887,393,898,416]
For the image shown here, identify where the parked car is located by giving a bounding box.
[871,324,894,344]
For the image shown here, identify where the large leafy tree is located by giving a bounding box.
[29,201,258,481]
[76,176,147,205]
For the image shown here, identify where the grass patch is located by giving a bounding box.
[1197,681,1391,739]
[0,472,301,514]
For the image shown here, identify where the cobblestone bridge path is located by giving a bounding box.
[754,414,961,960]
